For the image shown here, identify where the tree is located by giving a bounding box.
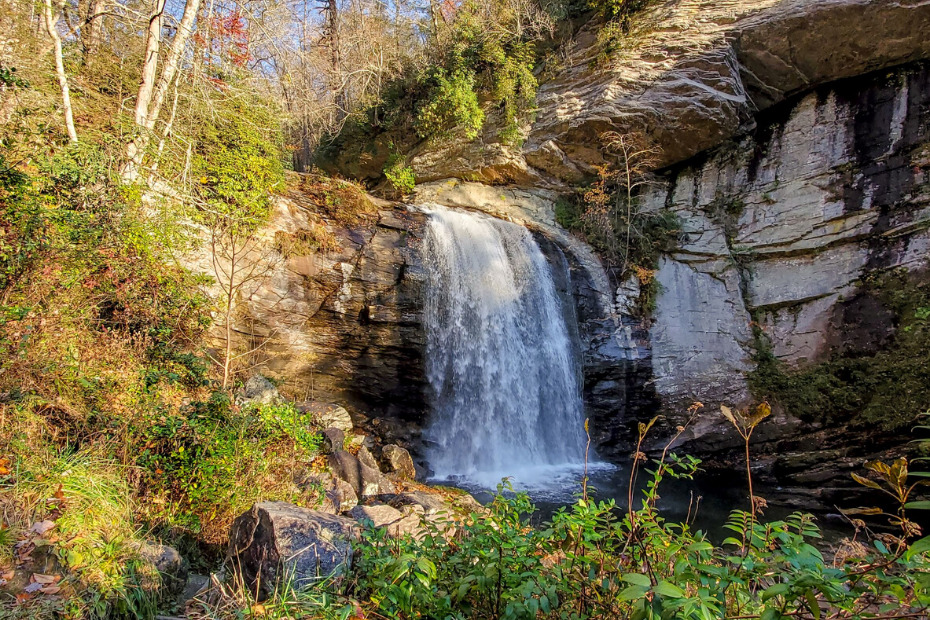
[123,0,203,181]
[42,0,77,142]
[582,131,661,275]
[207,222,280,389]
[80,0,107,59]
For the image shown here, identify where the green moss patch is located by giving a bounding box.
[749,269,930,431]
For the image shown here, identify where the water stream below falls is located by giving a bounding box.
[421,204,606,490]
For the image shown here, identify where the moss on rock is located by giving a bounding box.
[748,269,930,431]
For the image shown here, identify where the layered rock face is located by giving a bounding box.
[629,61,930,503]
[647,62,930,414]
[183,191,431,449]
[410,0,930,186]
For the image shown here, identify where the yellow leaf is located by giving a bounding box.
[720,405,738,427]
[851,473,882,490]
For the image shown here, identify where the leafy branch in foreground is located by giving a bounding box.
[197,405,930,620]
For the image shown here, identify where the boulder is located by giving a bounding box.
[327,478,358,512]
[238,375,280,406]
[348,504,424,539]
[386,514,424,539]
[228,502,357,600]
[349,504,403,527]
[384,491,448,516]
[450,492,485,515]
[328,450,383,499]
[381,444,416,480]
[320,428,345,454]
[136,542,188,599]
[299,402,354,432]
[356,445,380,472]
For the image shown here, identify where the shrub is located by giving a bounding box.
[337,454,930,620]
[415,70,485,141]
[192,95,285,231]
[383,152,416,195]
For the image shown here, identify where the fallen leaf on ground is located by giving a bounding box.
[40,585,61,595]
[29,521,55,536]
[23,582,43,593]
[32,574,58,584]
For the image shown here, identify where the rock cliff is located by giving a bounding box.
[189,0,930,505]
[404,0,930,504]
[410,0,930,187]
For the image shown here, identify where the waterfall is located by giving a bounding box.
[421,204,589,489]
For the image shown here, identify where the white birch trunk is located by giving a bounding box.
[43,0,78,143]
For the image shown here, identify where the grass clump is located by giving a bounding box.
[296,171,378,226]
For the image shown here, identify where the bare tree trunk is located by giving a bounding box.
[144,0,201,131]
[428,0,441,37]
[43,0,77,143]
[149,71,180,179]
[81,0,106,59]
[320,0,345,123]
[222,234,236,390]
[124,0,201,182]
[123,0,165,180]
[134,0,165,128]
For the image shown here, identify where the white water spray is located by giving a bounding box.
[421,205,591,489]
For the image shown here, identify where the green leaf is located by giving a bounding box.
[618,585,649,601]
[761,583,790,601]
[540,595,550,614]
[687,541,713,552]
[622,572,652,587]
[805,589,821,620]
[905,535,930,561]
[761,608,782,620]
[653,581,685,598]
[905,501,930,510]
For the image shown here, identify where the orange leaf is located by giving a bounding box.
[32,574,58,584]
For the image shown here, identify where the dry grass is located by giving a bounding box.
[295,171,379,226]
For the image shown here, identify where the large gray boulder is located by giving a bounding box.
[237,375,280,406]
[328,450,391,499]
[381,444,416,480]
[228,502,357,599]
[299,402,353,432]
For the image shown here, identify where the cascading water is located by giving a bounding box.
[421,204,590,489]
